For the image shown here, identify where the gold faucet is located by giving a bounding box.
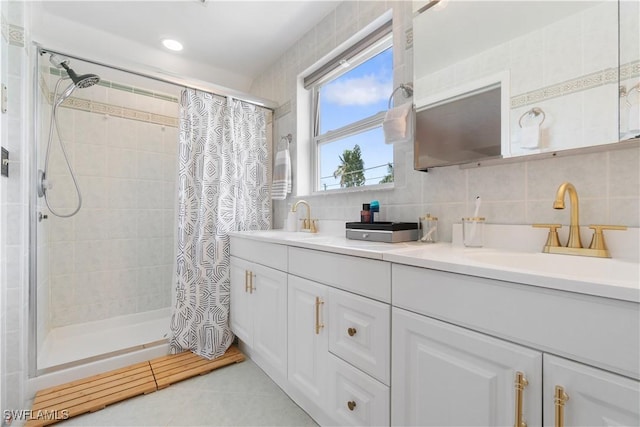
[292,200,317,233]
[553,182,583,249]
[533,182,626,258]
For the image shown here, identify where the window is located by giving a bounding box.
[306,22,394,192]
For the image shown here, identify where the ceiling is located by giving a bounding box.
[35,0,340,92]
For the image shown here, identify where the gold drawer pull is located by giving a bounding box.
[347,327,357,337]
[514,371,528,427]
[347,401,356,411]
[554,385,569,427]
[315,297,324,335]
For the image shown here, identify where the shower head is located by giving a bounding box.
[60,62,100,88]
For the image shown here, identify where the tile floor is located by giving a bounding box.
[58,358,317,426]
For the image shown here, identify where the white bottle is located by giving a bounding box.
[286,205,297,231]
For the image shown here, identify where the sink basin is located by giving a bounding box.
[464,250,639,286]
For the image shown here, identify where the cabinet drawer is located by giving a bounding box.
[230,236,287,271]
[328,353,390,427]
[328,288,390,385]
[289,247,391,302]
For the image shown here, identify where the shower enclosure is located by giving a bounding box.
[30,48,181,375]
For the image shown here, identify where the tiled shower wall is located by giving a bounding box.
[39,68,178,332]
[250,1,640,241]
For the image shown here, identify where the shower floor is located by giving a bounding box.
[38,308,171,371]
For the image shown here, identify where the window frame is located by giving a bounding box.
[309,30,394,194]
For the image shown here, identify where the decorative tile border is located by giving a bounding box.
[42,69,179,128]
[405,28,413,50]
[1,13,7,43]
[8,23,24,47]
[52,93,179,128]
[511,64,625,108]
[620,60,640,81]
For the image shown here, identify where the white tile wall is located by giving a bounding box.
[37,77,178,329]
[250,0,640,243]
[1,0,28,418]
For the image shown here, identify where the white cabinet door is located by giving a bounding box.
[230,256,252,345]
[392,307,542,427]
[543,354,640,427]
[252,262,288,378]
[328,353,389,427]
[288,274,328,407]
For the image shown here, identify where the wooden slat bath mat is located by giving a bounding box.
[26,345,245,426]
[150,344,245,389]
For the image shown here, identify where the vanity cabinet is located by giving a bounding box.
[392,307,542,426]
[392,264,640,426]
[287,247,391,426]
[229,238,288,382]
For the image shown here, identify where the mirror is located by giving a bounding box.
[413,0,627,168]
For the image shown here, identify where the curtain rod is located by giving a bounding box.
[35,43,277,111]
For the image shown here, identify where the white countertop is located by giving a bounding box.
[229,229,640,303]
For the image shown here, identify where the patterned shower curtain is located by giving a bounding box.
[170,88,271,359]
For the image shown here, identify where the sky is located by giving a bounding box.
[317,47,394,191]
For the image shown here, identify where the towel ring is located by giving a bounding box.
[519,107,546,128]
[388,83,414,109]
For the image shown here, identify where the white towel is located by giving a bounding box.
[520,123,540,149]
[272,148,291,200]
[383,103,413,144]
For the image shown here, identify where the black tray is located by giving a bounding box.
[345,221,418,231]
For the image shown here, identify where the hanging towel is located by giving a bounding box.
[272,147,291,200]
[383,102,413,144]
[520,123,541,149]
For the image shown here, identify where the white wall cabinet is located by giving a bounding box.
[392,307,542,426]
[229,255,288,380]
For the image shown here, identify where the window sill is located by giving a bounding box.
[310,182,394,197]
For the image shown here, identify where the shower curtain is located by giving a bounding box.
[170,88,271,359]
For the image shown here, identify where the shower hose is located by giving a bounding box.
[41,77,83,218]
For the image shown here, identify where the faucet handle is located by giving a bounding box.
[587,225,627,252]
[533,223,562,247]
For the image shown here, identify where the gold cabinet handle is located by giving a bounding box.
[315,297,324,335]
[248,271,255,294]
[554,385,569,427]
[347,401,356,411]
[244,270,250,293]
[347,327,357,337]
[514,371,528,427]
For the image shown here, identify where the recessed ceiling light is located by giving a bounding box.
[162,39,183,52]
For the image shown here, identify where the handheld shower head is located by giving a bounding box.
[60,62,100,88]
